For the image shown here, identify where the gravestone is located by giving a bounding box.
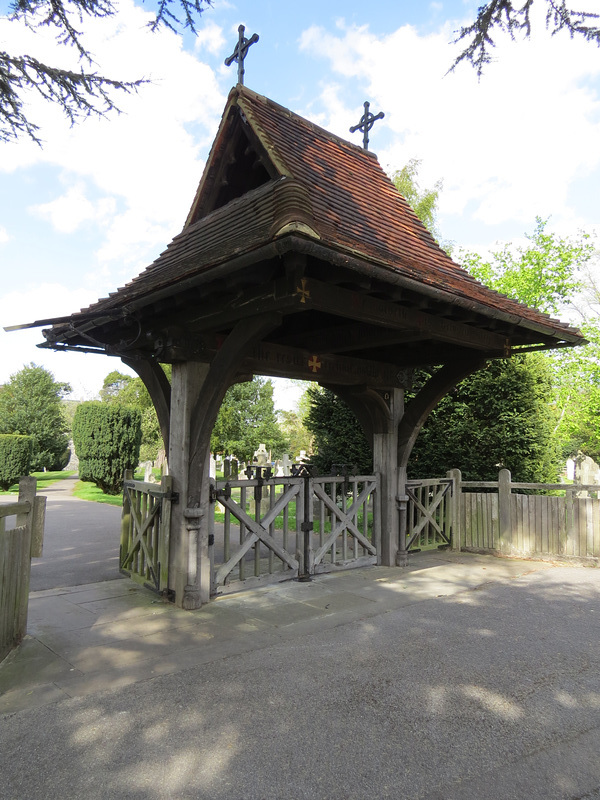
[282,454,292,476]
[254,443,269,466]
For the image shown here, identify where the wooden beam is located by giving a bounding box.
[121,358,171,454]
[276,322,424,354]
[192,336,412,387]
[302,278,509,353]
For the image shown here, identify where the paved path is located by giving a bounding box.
[2,552,600,799]
[30,477,122,591]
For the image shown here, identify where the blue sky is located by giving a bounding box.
[1,0,599,407]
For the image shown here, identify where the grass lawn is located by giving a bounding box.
[72,481,124,507]
[0,470,77,496]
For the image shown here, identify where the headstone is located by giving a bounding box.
[65,439,79,472]
[223,459,231,480]
[143,461,153,483]
[155,447,167,472]
[231,459,239,479]
[282,454,292,476]
[275,459,284,477]
[209,454,216,479]
[296,450,307,463]
[566,458,575,481]
[254,443,269,466]
[575,452,600,494]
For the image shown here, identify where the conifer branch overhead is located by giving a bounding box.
[450,1,600,77]
[1,0,212,144]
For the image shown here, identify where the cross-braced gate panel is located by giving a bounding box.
[210,476,303,595]
[210,472,380,596]
[312,476,379,574]
[120,473,174,592]
[405,478,453,551]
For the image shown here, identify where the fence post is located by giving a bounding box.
[159,474,173,593]
[15,477,37,643]
[447,469,462,551]
[120,469,133,570]
[498,468,512,555]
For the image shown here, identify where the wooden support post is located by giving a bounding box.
[498,468,512,555]
[168,362,210,608]
[372,388,404,567]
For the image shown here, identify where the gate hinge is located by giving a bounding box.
[160,588,176,603]
[301,522,313,532]
[166,491,179,504]
[210,483,231,503]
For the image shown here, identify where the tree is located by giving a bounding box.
[460,217,591,315]
[100,368,168,461]
[0,434,32,490]
[0,363,71,470]
[276,409,314,458]
[211,377,289,463]
[391,159,445,248]
[72,402,141,493]
[1,0,211,144]
[409,355,560,481]
[451,1,600,77]
[304,387,372,475]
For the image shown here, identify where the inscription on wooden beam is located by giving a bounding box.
[241,342,409,387]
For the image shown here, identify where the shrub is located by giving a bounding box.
[0,434,32,491]
[72,403,142,495]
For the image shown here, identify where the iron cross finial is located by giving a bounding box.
[225,24,260,86]
[350,101,385,150]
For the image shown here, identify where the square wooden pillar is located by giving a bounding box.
[168,362,211,609]
[373,387,404,567]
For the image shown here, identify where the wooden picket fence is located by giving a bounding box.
[447,468,600,562]
[0,477,46,662]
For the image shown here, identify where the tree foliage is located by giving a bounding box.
[72,402,141,493]
[409,356,560,481]
[390,159,444,247]
[210,377,289,463]
[304,387,372,475]
[0,363,71,471]
[460,217,591,315]
[451,1,600,77]
[0,434,32,490]
[100,368,168,461]
[1,0,211,144]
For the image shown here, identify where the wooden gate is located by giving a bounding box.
[120,472,175,592]
[210,470,380,596]
[405,478,453,551]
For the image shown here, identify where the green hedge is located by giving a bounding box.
[72,403,142,495]
[0,434,32,491]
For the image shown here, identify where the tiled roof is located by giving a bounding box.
[51,85,582,345]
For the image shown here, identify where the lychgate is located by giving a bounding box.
[12,85,585,608]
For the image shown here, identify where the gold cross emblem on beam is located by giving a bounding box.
[308,355,322,373]
[296,278,310,304]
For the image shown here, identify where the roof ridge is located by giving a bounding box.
[235,84,380,162]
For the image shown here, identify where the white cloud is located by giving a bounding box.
[0,226,10,244]
[0,283,125,398]
[30,185,116,233]
[195,21,226,55]
[299,16,600,242]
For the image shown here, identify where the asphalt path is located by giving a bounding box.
[30,477,122,591]
[2,563,600,799]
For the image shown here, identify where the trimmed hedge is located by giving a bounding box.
[72,403,142,495]
[0,434,32,491]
